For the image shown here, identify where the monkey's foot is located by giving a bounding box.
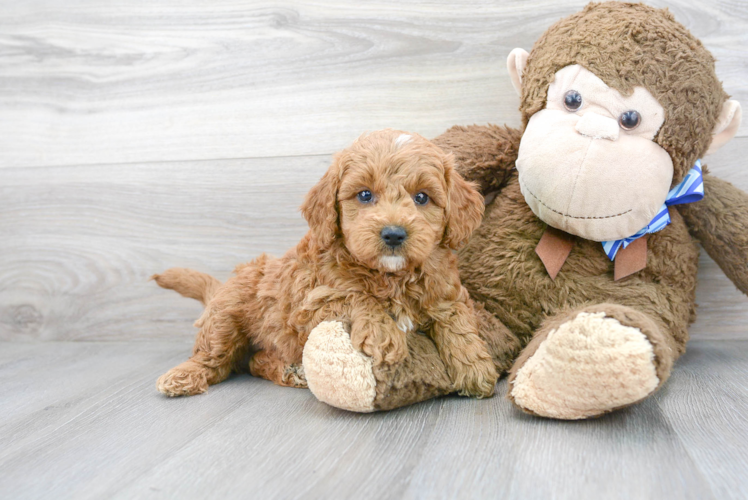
[508,306,672,419]
[303,321,455,412]
[303,321,378,412]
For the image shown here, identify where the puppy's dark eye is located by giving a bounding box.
[357,190,373,203]
[619,110,641,130]
[414,192,429,205]
[564,90,582,111]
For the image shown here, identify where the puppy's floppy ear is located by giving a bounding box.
[443,154,484,250]
[300,153,343,248]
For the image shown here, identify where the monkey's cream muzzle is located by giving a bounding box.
[574,112,619,141]
[516,65,673,242]
[517,109,673,242]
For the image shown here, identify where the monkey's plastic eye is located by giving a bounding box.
[564,90,583,111]
[357,190,373,203]
[414,192,429,205]
[619,110,641,130]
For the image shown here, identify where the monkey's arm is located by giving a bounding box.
[679,174,748,295]
[432,124,522,196]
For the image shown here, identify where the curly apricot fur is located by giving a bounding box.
[154,129,496,398]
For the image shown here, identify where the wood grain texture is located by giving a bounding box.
[655,341,748,500]
[0,155,329,341]
[1,340,745,499]
[0,0,746,169]
[1,139,746,342]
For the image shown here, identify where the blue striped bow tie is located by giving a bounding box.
[602,160,704,260]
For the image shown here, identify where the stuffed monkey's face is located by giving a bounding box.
[516,65,673,242]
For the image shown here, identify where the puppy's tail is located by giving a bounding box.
[151,268,222,306]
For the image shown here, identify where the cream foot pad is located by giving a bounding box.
[303,321,377,412]
[510,312,659,419]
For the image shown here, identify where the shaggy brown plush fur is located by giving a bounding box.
[329,2,747,417]
[446,125,700,352]
[680,175,748,295]
[505,303,676,410]
[153,129,498,398]
[440,4,745,416]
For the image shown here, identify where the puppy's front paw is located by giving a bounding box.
[281,364,308,389]
[156,361,209,397]
[454,355,498,398]
[350,322,407,366]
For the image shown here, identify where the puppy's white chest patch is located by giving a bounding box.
[397,316,415,333]
[379,256,405,272]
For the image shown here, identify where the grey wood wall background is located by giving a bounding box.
[1,0,747,343]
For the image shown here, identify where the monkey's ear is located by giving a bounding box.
[706,100,742,155]
[507,48,530,96]
[300,156,342,249]
[443,155,485,250]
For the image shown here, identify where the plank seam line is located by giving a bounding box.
[0,152,335,171]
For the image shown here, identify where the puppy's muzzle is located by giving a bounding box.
[380,226,408,248]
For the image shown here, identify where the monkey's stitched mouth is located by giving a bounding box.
[520,180,632,220]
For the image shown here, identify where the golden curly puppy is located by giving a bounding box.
[154,129,497,398]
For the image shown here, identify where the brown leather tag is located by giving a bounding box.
[614,236,648,281]
[535,226,575,280]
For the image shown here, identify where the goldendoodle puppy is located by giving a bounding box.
[153,129,497,398]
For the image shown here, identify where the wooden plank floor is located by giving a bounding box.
[0,340,746,500]
[1,0,748,498]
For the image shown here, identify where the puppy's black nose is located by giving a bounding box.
[381,226,407,248]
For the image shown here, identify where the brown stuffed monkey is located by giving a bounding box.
[302,2,747,419]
